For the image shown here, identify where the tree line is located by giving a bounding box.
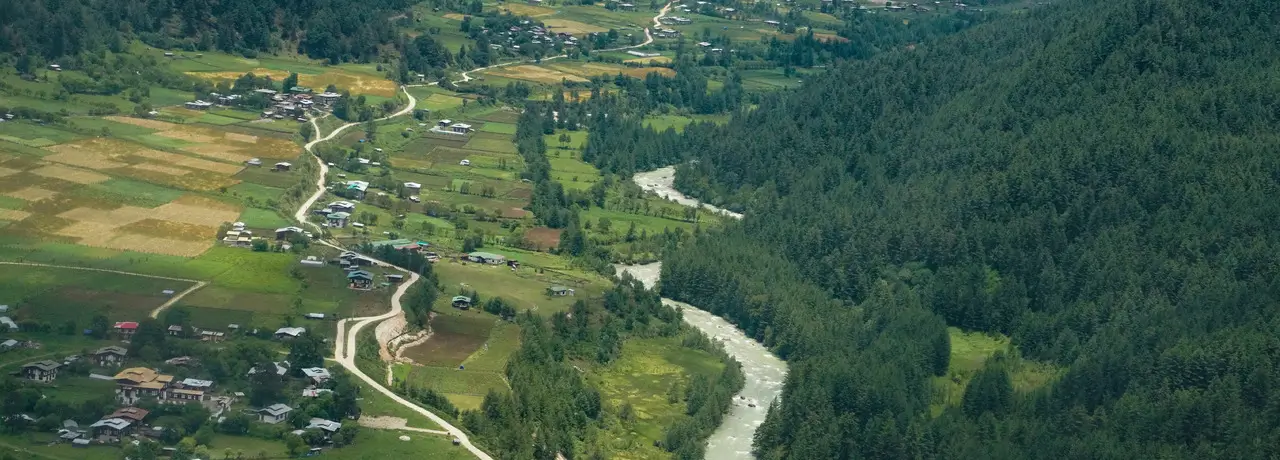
[601,0,1280,457]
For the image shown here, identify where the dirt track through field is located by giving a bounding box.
[0,261,206,319]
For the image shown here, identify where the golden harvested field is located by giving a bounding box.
[0,166,23,177]
[29,164,110,184]
[542,18,608,34]
[443,13,468,20]
[188,68,400,97]
[624,56,673,65]
[485,65,589,84]
[498,3,557,16]
[41,194,239,256]
[38,137,244,191]
[107,116,297,161]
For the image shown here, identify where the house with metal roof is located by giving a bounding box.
[22,360,61,382]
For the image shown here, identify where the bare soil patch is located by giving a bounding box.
[0,209,32,221]
[130,163,191,176]
[0,166,22,177]
[499,3,557,16]
[130,149,243,175]
[542,18,609,34]
[29,164,110,184]
[104,116,175,130]
[525,227,561,248]
[99,233,212,257]
[5,186,59,201]
[57,206,150,225]
[117,218,219,242]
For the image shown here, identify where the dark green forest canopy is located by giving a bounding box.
[654,0,1280,458]
[0,0,415,62]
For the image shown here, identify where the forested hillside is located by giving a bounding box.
[0,0,413,62]
[654,0,1280,457]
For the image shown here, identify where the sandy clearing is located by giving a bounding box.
[0,209,32,221]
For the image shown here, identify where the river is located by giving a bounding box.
[615,169,785,460]
[632,167,744,220]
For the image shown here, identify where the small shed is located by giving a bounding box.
[452,296,472,309]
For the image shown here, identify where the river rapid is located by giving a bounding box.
[615,168,785,460]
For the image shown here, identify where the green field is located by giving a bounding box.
[929,328,1063,416]
[589,337,725,459]
[0,264,194,326]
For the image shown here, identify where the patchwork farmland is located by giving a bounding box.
[0,115,302,257]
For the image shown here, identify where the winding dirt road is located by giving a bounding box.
[289,6,677,458]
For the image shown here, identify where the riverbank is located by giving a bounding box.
[615,261,786,460]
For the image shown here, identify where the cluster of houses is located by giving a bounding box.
[222,221,313,249]
[429,119,474,136]
[38,355,345,447]
[488,21,580,54]
[313,200,358,228]
[182,86,344,123]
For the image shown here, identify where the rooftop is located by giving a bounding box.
[275,327,306,337]
[24,360,61,371]
[261,403,293,416]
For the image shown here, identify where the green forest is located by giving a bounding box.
[618,0,1280,457]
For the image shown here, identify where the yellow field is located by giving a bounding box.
[542,18,609,34]
[624,56,673,65]
[443,13,468,20]
[498,3,557,16]
[106,116,297,162]
[187,68,399,97]
[484,65,589,84]
[546,62,675,79]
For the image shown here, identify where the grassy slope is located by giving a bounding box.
[930,327,1063,416]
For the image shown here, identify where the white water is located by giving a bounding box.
[633,166,744,220]
[616,260,786,459]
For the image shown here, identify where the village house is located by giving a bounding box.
[114,367,175,405]
[200,330,226,342]
[404,182,421,193]
[22,360,61,382]
[254,88,278,96]
[274,162,292,172]
[304,313,325,320]
[306,418,342,439]
[449,123,473,134]
[326,211,351,228]
[315,92,342,107]
[1,316,16,331]
[184,100,213,110]
[467,251,507,264]
[89,418,133,442]
[452,296,472,309]
[222,230,253,247]
[386,274,405,283]
[259,403,293,424]
[1,339,18,351]
[547,285,575,296]
[301,367,331,385]
[302,388,334,398]
[328,201,356,213]
[107,407,149,425]
[93,346,128,367]
[369,239,426,252]
[275,327,306,340]
[249,361,291,376]
[113,321,138,339]
[167,325,183,336]
[301,256,325,267]
[347,270,374,290]
[276,226,305,240]
[345,181,369,199]
[168,387,207,404]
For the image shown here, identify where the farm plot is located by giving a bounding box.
[0,264,194,326]
[482,65,589,84]
[400,312,495,367]
[541,18,609,34]
[106,116,299,162]
[188,68,400,98]
[545,61,676,79]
